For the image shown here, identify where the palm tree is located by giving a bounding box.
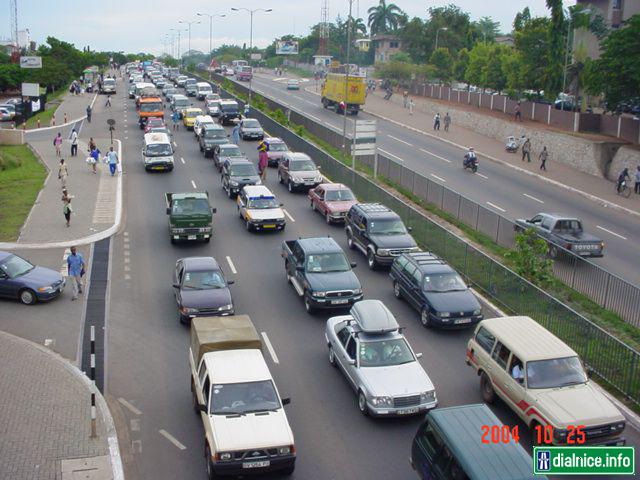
[367,0,404,35]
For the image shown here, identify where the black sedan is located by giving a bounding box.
[0,251,65,305]
[173,256,235,324]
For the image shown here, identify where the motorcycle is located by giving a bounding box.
[463,154,478,173]
[505,135,518,153]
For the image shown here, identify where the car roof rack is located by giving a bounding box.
[357,203,391,213]
[410,252,448,266]
[350,300,399,334]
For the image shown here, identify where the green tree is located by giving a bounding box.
[390,51,412,63]
[399,17,427,63]
[375,59,413,83]
[452,48,469,82]
[465,42,491,87]
[367,0,404,35]
[424,5,473,56]
[505,228,554,287]
[475,16,501,42]
[514,17,551,94]
[429,48,452,81]
[513,7,531,32]
[502,50,525,95]
[545,0,565,97]
[0,64,24,92]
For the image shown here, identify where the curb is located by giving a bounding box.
[24,93,98,134]
[0,138,123,250]
[360,107,640,219]
[0,330,124,480]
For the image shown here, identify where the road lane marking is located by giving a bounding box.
[159,429,186,450]
[377,148,405,163]
[419,147,451,163]
[307,113,322,122]
[180,157,185,164]
[596,225,627,240]
[388,135,413,146]
[430,173,446,183]
[190,180,197,189]
[523,193,544,204]
[486,201,506,213]
[118,397,142,415]
[476,172,488,179]
[283,209,295,223]
[304,99,316,106]
[261,332,280,364]
[226,256,237,274]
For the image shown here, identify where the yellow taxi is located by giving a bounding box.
[182,107,203,130]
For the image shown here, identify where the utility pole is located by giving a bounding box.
[342,0,355,150]
[179,20,200,68]
[197,13,226,77]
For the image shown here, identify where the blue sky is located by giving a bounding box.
[6,1,574,55]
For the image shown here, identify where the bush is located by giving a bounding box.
[505,228,554,286]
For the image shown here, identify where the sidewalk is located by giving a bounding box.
[0,330,122,480]
[53,90,96,127]
[361,89,640,215]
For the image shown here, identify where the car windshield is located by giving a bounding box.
[359,338,415,367]
[305,252,350,273]
[145,143,172,157]
[199,87,212,93]
[204,129,226,139]
[206,94,220,101]
[185,110,202,118]
[268,143,287,152]
[247,197,279,209]
[148,119,164,127]
[423,272,467,292]
[243,120,260,128]
[206,101,219,109]
[290,159,316,171]
[182,270,225,289]
[325,189,355,202]
[221,147,242,157]
[526,356,588,389]
[369,219,407,235]
[210,380,281,415]
[230,164,257,176]
[140,102,162,112]
[0,254,34,278]
[171,198,210,216]
[174,99,189,107]
[221,103,238,112]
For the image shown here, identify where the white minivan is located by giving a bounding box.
[196,82,213,100]
[193,115,215,139]
[142,132,174,172]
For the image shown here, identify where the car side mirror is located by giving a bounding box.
[282,397,291,406]
[166,207,171,214]
[586,366,594,378]
[407,226,413,232]
[350,262,357,268]
[347,358,356,365]
[211,208,217,214]
[198,403,208,413]
[415,352,423,359]
[279,203,284,207]
[317,165,321,170]
[172,283,180,289]
[227,280,235,285]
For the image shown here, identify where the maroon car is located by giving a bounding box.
[308,183,358,224]
[144,117,165,133]
[264,137,289,167]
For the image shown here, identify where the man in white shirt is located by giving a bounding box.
[70,128,78,157]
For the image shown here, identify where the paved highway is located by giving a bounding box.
[101,81,639,480]
[239,72,640,289]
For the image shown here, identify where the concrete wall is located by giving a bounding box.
[0,128,25,145]
[607,145,640,181]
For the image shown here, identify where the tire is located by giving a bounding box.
[278,172,283,184]
[179,313,189,325]
[420,307,431,328]
[281,464,295,476]
[367,249,377,270]
[346,230,355,250]
[19,288,36,305]
[285,261,292,283]
[191,379,200,414]
[530,422,543,446]
[311,200,316,211]
[357,391,369,416]
[304,294,315,314]
[170,238,176,244]
[480,372,496,404]
[325,212,332,224]
[204,237,211,243]
[205,443,217,480]
[245,220,252,232]
[227,186,233,199]
[288,180,293,193]
[548,245,559,259]
[393,281,401,299]
[328,345,337,366]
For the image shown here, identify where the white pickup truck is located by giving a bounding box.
[189,315,296,478]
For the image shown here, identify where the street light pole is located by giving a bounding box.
[179,20,200,69]
[197,13,226,78]
[342,0,355,150]
[435,27,447,51]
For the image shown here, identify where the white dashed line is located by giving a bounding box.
[486,201,506,213]
[190,180,197,189]
[523,193,544,204]
[261,332,280,364]
[596,225,627,240]
[304,99,316,106]
[118,397,142,415]
[475,172,488,179]
[180,157,185,164]
[387,135,413,147]
[307,113,322,122]
[226,256,237,274]
[419,147,451,163]
[283,209,295,223]
[159,429,186,450]
[430,173,446,183]
[377,148,405,163]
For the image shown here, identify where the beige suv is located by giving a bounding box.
[466,316,626,446]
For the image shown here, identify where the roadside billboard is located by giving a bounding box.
[276,40,298,55]
[19,56,42,69]
[21,82,39,97]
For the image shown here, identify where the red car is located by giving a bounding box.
[144,117,165,133]
[308,183,358,224]
[264,137,289,167]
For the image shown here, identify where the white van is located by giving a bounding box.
[142,132,174,172]
[196,82,213,100]
[193,115,215,139]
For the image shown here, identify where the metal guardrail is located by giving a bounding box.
[210,78,640,406]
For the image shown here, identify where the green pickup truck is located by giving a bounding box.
[165,192,216,243]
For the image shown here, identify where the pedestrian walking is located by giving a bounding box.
[408,98,414,115]
[403,90,409,108]
[539,146,548,171]
[522,138,531,162]
[89,145,100,174]
[58,159,68,188]
[70,128,78,157]
[258,149,268,182]
[232,122,241,145]
[63,197,73,227]
[514,101,522,122]
[635,166,640,194]
[86,105,92,123]
[433,112,441,131]
[171,110,180,131]
[53,132,63,157]
[444,112,451,132]
[61,188,70,204]
[66,246,85,300]
[105,94,111,108]
[107,146,118,176]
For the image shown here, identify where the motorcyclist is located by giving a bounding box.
[463,147,477,169]
[617,167,630,192]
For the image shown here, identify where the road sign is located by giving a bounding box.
[250,53,262,61]
[107,119,116,126]
[20,56,42,68]
[352,119,377,157]
[21,82,39,97]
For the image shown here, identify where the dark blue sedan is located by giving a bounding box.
[0,251,65,305]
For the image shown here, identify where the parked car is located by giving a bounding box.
[277,152,323,192]
[172,256,234,324]
[213,143,246,171]
[263,137,289,167]
[221,159,261,198]
[325,299,437,416]
[308,183,357,224]
[345,203,419,269]
[390,251,482,328]
[237,185,286,232]
[286,79,300,90]
[0,103,16,120]
[0,107,12,122]
[239,118,264,140]
[0,251,65,305]
[199,124,229,158]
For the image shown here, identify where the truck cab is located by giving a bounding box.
[321,72,366,115]
[138,96,164,128]
[165,191,215,242]
[189,316,296,477]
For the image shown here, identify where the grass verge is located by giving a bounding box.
[0,145,47,241]
[24,87,68,129]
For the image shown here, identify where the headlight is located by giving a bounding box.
[408,246,421,253]
[172,228,185,233]
[218,452,232,461]
[314,291,327,298]
[611,422,625,431]
[377,248,391,256]
[439,312,451,318]
[219,304,233,311]
[370,396,393,407]
[278,446,291,455]
[229,180,239,186]
[353,288,362,295]
[420,390,436,403]
[473,309,481,316]
[316,175,323,182]
[38,285,55,292]
[290,176,302,183]
[180,307,198,314]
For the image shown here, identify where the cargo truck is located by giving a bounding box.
[321,73,366,115]
[165,192,215,243]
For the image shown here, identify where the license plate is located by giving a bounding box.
[187,235,196,240]
[398,407,419,415]
[242,460,270,469]
[152,166,164,170]
[304,181,315,185]
[262,224,276,229]
[332,299,349,305]
[455,318,472,324]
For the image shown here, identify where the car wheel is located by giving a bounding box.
[304,295,315,314]
[367,250,377,270]
[480,372,495,404]
[530,422,543,446]
[548,245,559,259]
[393,281,401,299]
[346,231,355,250]
[278,172,283,184]
[205,443,217,480]
[179,313,189,325]
[357,391,369,416]
[191,379,200,414]
[288,180,293,193]
[325,212,333,224]
[245,220,252,232]
[328,345,337,367]
[311,200,316,211]
[204,237,211,243]
[281,464,295,476]
[19,288,36,305]
[420,307,431,328]
[227,187,233,199]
